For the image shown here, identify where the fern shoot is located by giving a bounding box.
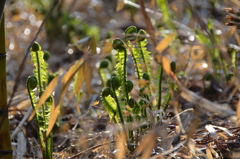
[30,42,48,91]
[136,30,152,79]
[125,26,143,79]
[27,41,53,159]
[112,39,129,102]
[99,60,110,87]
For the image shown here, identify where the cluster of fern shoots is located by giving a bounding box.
[100,26,173,128]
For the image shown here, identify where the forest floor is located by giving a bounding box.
[4,0,240,158]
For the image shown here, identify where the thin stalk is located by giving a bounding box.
[157,65,163,110]
[123,50,129,103]
[138,42,148,73]
[46,132,53,159]
[112,86,124,124]
[26,87,42,148]
[0,0,6,21]
[0,14,13,159]
[98,69,105,86]
[129,46,141,79]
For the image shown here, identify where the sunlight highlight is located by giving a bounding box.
[202,62,208,69]
[68,48,73,54]
[24,28,31,35]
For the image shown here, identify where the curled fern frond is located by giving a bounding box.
[125,26,137,42]
[128,98,141,115]
[27,76,38,109]
[30,41,48,91]
[101,93,117,121]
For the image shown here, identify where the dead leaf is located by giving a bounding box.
[190,45,204,60]
[155,33,176,53]
[88,37,97,54]
[92,101,99,106]
[28,74,59,121]
[135,129,157,158]
[9,99,31,116]
[116,2,125,12]
[225,25,236,40]
[162,56,172,75]
[47,57,86,137]
[138,79,148,88]
[150,0,155,7]
[102,40,112,54]
[47,101,59,137]
[206,147,213,159]
[237,98,240,126]
[84,62,96,97]
[74,66,84,94]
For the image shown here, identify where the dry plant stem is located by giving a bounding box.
[124,0,194,35]
[224,8,240,15]
[138,0,156,47]
[173,102,185,134]
[11,107,33,139]
[0,15,13,159]
[150,140,186,158]
[116,132,127,159]
[169,72,236,118]
[69,141,115,159]
[184,117,199,153]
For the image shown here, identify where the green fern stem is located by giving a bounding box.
[26,76,46,151]
[113,39,129,103]
[26,88,43,145]
[125,26,143,80]
[157,65,163,110]
[26,91,47,154]
[139,99,147,118]
[130,46,141,79]
[137,41,153,98]
[156,0,174,29]
[162,91,171,111]
[35,51,43,91]
[137,42,148,73]
[99,69,107,87]
[123,49,129,103]
[46,133,53,159]
[112,85,124,124]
